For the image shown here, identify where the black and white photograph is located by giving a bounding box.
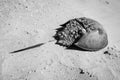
[0,0,120,80]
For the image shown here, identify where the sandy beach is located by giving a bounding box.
[0,0,120,80]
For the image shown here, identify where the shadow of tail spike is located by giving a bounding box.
[10,40,55,54]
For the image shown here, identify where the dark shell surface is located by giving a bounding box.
[54,17,108,51]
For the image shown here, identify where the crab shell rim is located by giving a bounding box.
[74,21,108,51]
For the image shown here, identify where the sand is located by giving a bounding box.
[0,0,120,80]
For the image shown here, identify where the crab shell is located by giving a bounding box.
[75,27,108,51]
[74,18,108,51]
[55,17,108,51]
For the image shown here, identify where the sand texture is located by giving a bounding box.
[0,0,120,80]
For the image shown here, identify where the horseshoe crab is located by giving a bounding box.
[54,17,108,51]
